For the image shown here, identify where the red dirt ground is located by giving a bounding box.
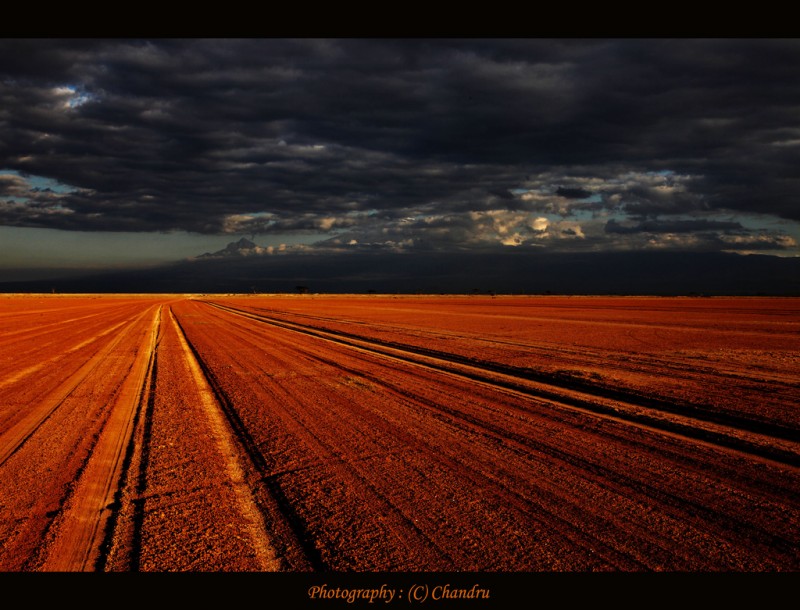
[0,294,798,571]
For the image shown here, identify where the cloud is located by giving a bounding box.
[601,218,797,254]
[604,218,745,234]
[0,173,31,198]
[555,187,592,199]
[0,38,798,260]
[220,211,365,235]
[718,232,798,252]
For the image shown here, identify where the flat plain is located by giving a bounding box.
[0,294,798,571]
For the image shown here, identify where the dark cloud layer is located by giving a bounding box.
[604,219,744,234]
[1,39,798,261]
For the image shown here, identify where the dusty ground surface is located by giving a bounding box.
[0,294,798,571]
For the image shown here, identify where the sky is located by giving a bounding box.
[1,39,799,292]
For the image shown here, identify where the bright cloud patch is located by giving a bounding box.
[530,217,549,233]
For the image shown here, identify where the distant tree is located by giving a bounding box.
[295,285,309,294]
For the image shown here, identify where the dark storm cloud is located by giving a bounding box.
[555,187,592,200]
[1,38,799,251]
[604,218,744,235]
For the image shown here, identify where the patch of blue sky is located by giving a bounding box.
[1,169,77,196]
[58,85,94,108]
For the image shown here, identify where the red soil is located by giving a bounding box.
[0,294,798,571]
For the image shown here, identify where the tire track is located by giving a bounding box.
[102,310,161,572]
[203,301,800,469]
[39,305,162,571]
[235,299,799,338]
[170,311,320,570]
[231,302,800,391]
[168,307,282,571]
[224,302,800,390]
